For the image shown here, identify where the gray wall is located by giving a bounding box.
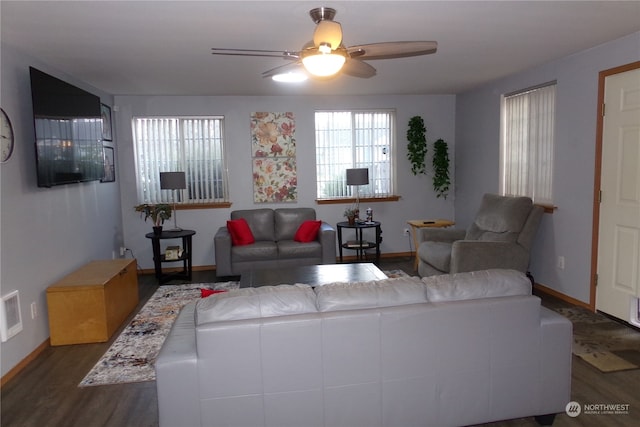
[114,95,456,271]
[455,32,640,303]
[0,44,124,376]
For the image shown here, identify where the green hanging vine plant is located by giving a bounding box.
[406,116,427,175]
[432,138,450,199]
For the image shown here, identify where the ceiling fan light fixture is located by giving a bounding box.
[313,20,342,50]
[318,43,332,54]
[272,71,308,83]
[302,49,346,77]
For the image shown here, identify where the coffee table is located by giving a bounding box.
[239,263,387,288]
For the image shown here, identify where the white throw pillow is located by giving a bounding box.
[195,284,317,324]
[423,269,531,302]
[315,276,427,312]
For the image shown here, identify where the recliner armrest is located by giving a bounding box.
[418,227,466,244]
[214,226,233,276]
[450,240,529,273]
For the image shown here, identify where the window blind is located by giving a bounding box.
[315,110,394,199]
[501,83,556,205]
[132,117,228,204]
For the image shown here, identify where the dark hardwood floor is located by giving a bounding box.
[1,256,639,427]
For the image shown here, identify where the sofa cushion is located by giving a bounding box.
[277,240,323,259]
[231,208,275,241]
[227,218,255,246]
[294,220,322,242]
[195,284,317,324]
[275,208,316,241]
[231,241,278,262]
[315,276,427,312]
[423,269,531,302]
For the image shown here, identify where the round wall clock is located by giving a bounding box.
[1,108,15,163]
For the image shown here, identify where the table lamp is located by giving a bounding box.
[160,171,186,231]
[346,168,369,218]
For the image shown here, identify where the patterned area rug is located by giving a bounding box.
[79,281,238,387]
[551,306,640,373]
[79,270,410,387]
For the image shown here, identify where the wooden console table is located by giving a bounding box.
[46,259,138,346]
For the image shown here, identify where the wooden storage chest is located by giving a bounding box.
[46,259,138,346]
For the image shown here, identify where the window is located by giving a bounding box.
[132,117,229,204]
[500,82,556,205]
[315,110,395,199]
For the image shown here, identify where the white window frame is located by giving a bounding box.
[132,116,229,205]
[315,110,396,200]
[500,82,556,205]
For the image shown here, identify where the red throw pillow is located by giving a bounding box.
[227,218,255,246]
[201,289,228,298]
[294,220,322,243]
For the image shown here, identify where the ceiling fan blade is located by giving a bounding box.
[347,41,437,60]
[341,58,376,79]
[211,48,299,59]
[261,61,303,78]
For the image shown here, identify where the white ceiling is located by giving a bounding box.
[2,1,639,96]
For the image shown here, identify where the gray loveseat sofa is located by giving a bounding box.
[214,208,336,277]
[156,269,572,427]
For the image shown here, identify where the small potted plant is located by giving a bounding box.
[134,203,172,234]
[343,207,357,225]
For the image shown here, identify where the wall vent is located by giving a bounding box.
[1,290,23,342]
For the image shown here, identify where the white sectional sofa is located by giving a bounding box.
[156,269,572,427]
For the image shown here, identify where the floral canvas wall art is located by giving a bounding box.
[251,112,297,203]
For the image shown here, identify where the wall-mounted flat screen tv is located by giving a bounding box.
[30,67,105,187]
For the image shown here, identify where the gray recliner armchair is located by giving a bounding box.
[417,193,544,278]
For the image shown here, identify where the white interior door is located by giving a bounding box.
[596,67,640,322]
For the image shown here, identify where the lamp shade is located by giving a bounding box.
[346,168,369,186]
[160,172,186,190]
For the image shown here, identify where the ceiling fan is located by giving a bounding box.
[211,6,437,80]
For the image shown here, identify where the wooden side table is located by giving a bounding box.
[407,219,455,270]
[145,229,195,283]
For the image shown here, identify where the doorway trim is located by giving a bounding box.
[590,60,640,311]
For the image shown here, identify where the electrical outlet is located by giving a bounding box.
[557,256,565,270]
[120,246,127,256]
[403,228,411,236]
[30,302,37,319]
